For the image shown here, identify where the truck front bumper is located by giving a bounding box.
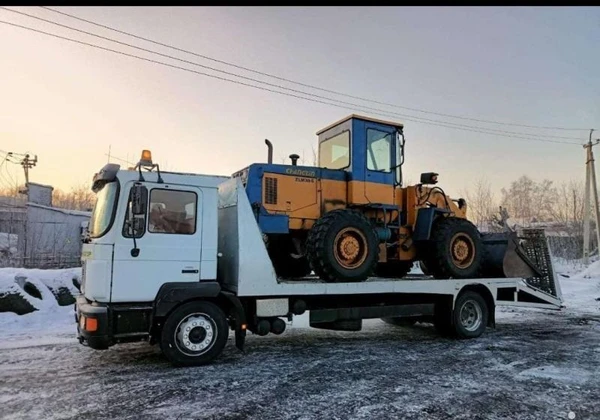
[75,294,111,350]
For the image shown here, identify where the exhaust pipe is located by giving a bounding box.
[289,154,300,166]
[265,139,273,164]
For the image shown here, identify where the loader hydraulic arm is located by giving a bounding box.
[416,186,467,219]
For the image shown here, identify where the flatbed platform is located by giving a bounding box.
[217,179,563,310]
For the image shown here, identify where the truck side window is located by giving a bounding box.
[148,189,197,234]
[122,186,148,238]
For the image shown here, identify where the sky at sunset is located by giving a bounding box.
[1,6,599,197]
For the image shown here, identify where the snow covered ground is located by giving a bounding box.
[0,262,598,419]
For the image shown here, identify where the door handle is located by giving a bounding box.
[182,269,199,274]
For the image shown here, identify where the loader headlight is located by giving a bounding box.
[420,172,439,185]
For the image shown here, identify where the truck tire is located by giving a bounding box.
[452,291,488,339]
[424,217,483,279]
[375,261,413,278]
[306,209,379,282]
[160,301,229,367]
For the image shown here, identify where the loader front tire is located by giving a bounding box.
[306,209,379,282]
[425,217,483,279]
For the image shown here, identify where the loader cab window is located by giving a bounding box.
[148,189,197,234]
[366,129,392,172]
[319,131,350,170]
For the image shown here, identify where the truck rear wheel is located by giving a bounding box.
[452,291,488,339]
[306,209,379,282]
[424,217,483,279]
[160,301,228,367]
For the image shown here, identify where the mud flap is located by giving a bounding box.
[235,327,246,352]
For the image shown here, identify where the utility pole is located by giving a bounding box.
[20,154,37,186]
[582,129,600,265]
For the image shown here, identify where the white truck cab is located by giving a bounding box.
[76,151,563,367]
[81,161,226,304]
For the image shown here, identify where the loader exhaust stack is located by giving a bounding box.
[265,139,273,164]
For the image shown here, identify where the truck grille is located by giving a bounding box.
[265,177,278,205]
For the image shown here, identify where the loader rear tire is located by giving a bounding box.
[306,209,379,282]
[425,217,483,279]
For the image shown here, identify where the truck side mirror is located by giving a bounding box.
[131,183,147,215]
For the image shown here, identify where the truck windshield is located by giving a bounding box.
[89,181,119,238]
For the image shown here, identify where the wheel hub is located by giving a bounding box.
[175,314,216,355]
[450,233,475,269]
[340,236,360,259]
[459,300,482,332]
[333,227,368,269]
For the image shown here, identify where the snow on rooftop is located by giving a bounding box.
[27,202,92,217]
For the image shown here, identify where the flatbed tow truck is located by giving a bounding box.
[76,156,563,367]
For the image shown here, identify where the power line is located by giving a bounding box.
[0,155,16,189]
[39,5,591,132]
[3,7,586,142]
[106,154,135,166]
[0,19,583,146]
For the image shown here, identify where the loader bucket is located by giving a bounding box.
[481,231,542,279]
[480,228,559,298]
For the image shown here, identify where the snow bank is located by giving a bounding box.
[0,268,81,348]
[0,306,76,349]
[558,260,600,314]
[0,267,81,310]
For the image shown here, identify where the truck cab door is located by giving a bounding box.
[363,122,395,204]
[111,182,203,303]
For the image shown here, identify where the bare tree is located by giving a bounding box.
[52,183,95,212]
[548,179,585,236]
[500,175,555,225]
[460,177,497,230]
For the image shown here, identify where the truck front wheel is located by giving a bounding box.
[160,301,229,367]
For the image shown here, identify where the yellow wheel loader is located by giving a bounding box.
[233,114,541,282]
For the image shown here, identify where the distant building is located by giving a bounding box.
[0,182,91,268]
